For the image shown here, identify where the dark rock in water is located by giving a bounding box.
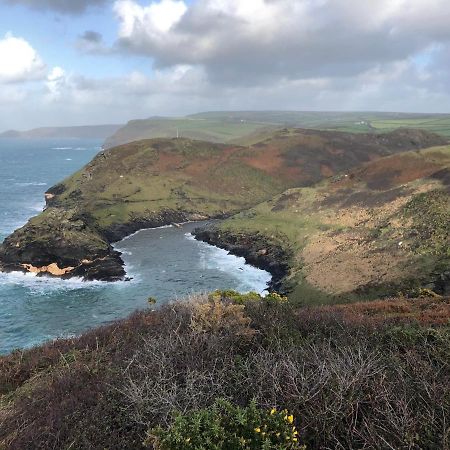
[70,251,126,281]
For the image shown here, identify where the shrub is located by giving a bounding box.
[146,399,305,450]
[189,294,256,338]
[211,290,288,306]
[210,290,262,304]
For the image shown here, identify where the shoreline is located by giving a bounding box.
[192,226,291,294]
[0,219,275,291]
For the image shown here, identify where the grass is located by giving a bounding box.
[371,116,450,137]
[105,117,280,148]
[107,112,450,148]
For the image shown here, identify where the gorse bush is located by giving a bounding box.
[189,294,255,338]
[210,290,288,305]
[146,399,305,450]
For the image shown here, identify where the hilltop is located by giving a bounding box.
[0,127,444,281]
[105,111,450,148]
[195,144,450,303]
[0,124,122,140]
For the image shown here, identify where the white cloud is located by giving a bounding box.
[115,0,187,36]
[46,66,67,99]
[113,0,450,85]
[0,33,46,83]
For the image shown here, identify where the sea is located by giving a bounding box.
[0,138,271,354]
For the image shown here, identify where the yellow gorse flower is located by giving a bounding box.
[287,414,294,424]
[254,427,261,433]
[270,408,276,415]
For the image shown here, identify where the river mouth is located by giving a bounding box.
[0,221,271,355]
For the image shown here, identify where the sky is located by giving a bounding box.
[0,0,450,130]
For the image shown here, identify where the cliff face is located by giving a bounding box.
[0,128,446,281]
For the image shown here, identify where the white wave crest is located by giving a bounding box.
[0,270,109,294]
[14,182,47,187]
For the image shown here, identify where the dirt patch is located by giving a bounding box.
[243,145,302,181]
[301,230,411,295]
[358,154,441,190]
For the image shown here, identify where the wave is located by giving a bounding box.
[14,182,47,187]
[0,270,111,293]
[52,147,72,150]
[28,202,44,212]
[65,158,72,161]
[184,232,270,295]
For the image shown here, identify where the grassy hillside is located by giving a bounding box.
[199,145,450,303]
[1,292,448,449]
[104,117,279,148]
[105,111,450,148]
[0,128,444,281]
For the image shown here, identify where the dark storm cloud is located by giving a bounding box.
[80,31,103,43]
[5,0,109,14]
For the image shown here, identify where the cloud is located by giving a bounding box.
[113,0,450,85]
[46,66,67,99]
[80,31,103,43]
[76,30,110,54]
[2,0,450,130]
[4,0,109,14]
[0,33,47,83]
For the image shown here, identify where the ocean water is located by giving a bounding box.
[0,139,270,354]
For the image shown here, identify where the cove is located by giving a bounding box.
[0,222,271,355]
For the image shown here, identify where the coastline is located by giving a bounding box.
[192,226,291,293]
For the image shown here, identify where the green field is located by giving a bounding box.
[105,111,450,148]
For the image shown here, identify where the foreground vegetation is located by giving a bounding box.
[1,292,449,449]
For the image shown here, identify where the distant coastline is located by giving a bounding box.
[0,124,123,140]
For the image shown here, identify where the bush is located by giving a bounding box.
[189,294,255,338]
[146,399,305,450]
[210,290,288,306]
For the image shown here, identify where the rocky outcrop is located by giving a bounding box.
[0,206,124,281]
[0,207,215,281]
